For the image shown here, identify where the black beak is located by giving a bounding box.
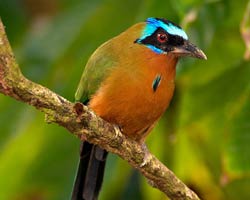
[171,40,207,60]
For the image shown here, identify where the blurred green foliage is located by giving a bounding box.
[0,0,250,199]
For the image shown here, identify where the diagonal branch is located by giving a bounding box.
[0,19,200,200]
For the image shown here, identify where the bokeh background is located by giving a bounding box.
[0,0,250,199]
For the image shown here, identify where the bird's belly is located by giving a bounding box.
[89,75,175,143]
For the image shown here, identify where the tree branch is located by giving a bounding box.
[0,19,200,200]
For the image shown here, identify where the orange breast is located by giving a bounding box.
[89,45,178,143]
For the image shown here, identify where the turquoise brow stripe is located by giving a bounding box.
[141,18,188,40]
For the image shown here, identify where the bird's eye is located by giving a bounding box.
[157,33,167,43]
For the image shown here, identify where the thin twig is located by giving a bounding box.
[240,0,250,60]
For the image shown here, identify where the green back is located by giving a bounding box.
[75,40,117,103]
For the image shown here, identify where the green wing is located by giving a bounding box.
[75,41,117,103]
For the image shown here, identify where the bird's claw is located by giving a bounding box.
[140,144,152,167]
[113,125,122,138]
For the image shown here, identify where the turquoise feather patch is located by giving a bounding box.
[143,17,188,40]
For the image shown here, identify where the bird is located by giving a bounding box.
[71,17,206,200]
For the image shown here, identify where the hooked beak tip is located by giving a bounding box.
[170,41,207,60]
[195,49,207,60]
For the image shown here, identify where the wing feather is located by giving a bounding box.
[75,41,117,103]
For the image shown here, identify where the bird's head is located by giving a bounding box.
[135,17,207,60]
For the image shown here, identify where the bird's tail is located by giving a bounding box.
[71,141,108,200]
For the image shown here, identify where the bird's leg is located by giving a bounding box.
[140,143,153,167]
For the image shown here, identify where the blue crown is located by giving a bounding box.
[140,17,188,41]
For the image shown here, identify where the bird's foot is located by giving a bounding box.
[140,143,152,167]
[113,124,123,138]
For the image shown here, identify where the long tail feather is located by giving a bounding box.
[71,142,108,200]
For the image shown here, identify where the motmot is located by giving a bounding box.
[71,17,206,200]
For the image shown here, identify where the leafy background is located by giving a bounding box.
[0,0,250,199]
